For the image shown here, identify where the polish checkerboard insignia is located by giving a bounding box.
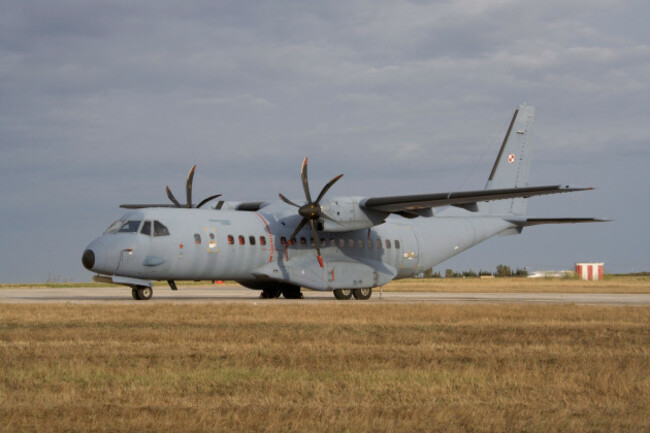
[507,154,515,163]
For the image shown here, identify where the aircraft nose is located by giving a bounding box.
[82,249,95,270]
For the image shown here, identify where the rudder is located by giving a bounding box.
[483,104,535,215]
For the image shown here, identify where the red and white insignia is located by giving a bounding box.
[507,154,515,163]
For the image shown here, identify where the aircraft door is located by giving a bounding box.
[397,226,419,277]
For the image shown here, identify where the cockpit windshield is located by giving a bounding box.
[104,220,142,234]
[118,220,142,233]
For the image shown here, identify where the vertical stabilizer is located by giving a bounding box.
[483,104,535,215]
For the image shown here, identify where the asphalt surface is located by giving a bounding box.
[1,285,650,305]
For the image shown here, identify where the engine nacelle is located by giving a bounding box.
[319,197,388,232]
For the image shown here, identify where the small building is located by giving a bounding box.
[575,262,604,281]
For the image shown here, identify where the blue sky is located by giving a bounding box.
[1,0,648,282]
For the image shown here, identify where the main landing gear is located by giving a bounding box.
[131,285,153,300]
[333,288,372,300]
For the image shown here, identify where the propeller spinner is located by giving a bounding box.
[279,158,343,268]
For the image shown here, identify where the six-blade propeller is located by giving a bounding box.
[279,158,343,268]
[166,165,222,209]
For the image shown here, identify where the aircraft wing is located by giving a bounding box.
[361,185,593,213]
[507,217,611,226]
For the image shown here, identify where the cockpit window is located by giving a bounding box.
[153,221,170,237]
[104,220,125,234]
[118,220,141,233]
[141,221,152,236]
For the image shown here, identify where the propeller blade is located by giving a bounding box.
[315,174,343,204]
[197,193,222,209]
[166,186,182,208]
[279,193,300,207]
[300,157,312,202]
[309,219,324,268]
[288,218,309,245]
[186,165,196,208]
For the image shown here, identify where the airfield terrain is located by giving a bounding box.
[1,277,649,432]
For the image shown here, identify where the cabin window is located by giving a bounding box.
[153,221,170,237]
[209,233,215,240]
[194,234,201,245]
[377,239,383,249]
[238,235,245,245]
[357,239,364,249]
[395,240,401,249]
[140,221,152,236]
[280,237,287,246]
[339,239,345,248]
[321,238,327,247]
[330,239,336,248]
[367,239,374,249]
[300,237,307,247]
[249,235,256,245]
[385,240,391,249]
[260,236,267,246]
[118,220,141,233]
[348,239,355,248]
[228,235,234,245]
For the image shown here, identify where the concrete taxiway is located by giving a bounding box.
[1,285,650,305]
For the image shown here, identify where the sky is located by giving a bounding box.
[1,0,649,283]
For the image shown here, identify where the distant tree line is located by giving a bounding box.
[421,265,528,278]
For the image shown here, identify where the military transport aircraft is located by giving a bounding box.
[82,104,604,300]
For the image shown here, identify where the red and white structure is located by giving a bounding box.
[575,262,604,281]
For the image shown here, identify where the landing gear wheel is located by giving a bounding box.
[131,288,139,300]
[135,286,153,301]
[333,289,353,300]
[352,288,372,300]
[282,286,303,299]
[259,287,282,299]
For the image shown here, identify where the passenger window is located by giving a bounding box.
[118,220,141,233]
[339,239,345,248]
[228,235,234,245]
[395,240,401,249]
[357,239,364,249]
[348,239,355,248]
[377,239,383,249]
[194,234,201,245]
[300,237,307,246]
[367,239,374,249]
[140,221,151,236]
[153,221,170,237]
[249,235,256,245]
[330,239,336,247]
[238,235,245,245]
[260,236,266,246]
[385,240,391,249]
[321,238,327,247]
[280,237,287,246]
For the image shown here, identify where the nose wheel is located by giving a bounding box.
[131,286,153,300]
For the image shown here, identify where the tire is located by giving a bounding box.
[131,288,140,300]
[282,286,303,299]
[136,286,153,300]
[333,289,353,300]
[352,288,372,300]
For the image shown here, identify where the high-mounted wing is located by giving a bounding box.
[361,185,593,214]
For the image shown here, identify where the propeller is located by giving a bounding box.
[166,165,222,209]
[279,158,343,268]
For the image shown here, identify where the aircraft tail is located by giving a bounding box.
[482,104,535,215]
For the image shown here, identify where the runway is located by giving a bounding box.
[1,285,650,305]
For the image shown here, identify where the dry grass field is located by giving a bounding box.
[1,302,649,432]
[383,276,650,294]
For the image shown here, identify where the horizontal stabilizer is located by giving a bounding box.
[362,185,593,214]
